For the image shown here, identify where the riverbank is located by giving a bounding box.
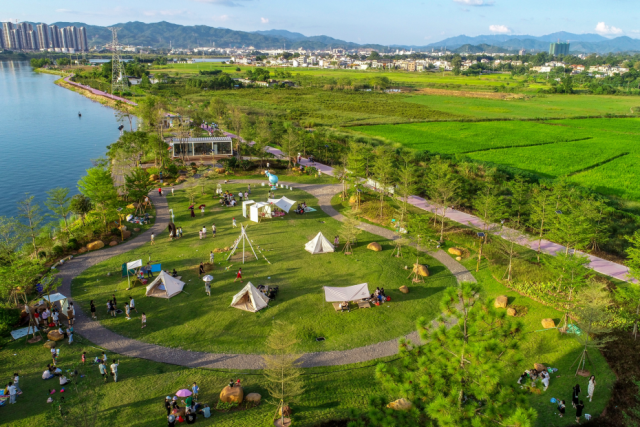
[55,76,135,112]
[34,67,69,77]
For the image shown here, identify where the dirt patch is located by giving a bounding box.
[229,251,258,263]
[415,87,525,100]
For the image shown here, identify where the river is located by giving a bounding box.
[0,61,128,218]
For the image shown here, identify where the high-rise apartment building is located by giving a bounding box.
[0,26,5,49]
[549,42,570,56]
[50,24,61,49]
[60,27,71,51]
[28,30,38,50]
[17,22,33,50]
[10,29,23,50]
[78,27,88,52]
[37,23,50,50]
[3,22,16,49]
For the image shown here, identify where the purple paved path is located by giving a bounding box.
[63,75,138,106]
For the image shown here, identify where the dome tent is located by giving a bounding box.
[230,282,269,312]
[305,232,335,254]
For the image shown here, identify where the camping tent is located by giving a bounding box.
[230,282,269,312]
[324,283,370,302]
[242,200,256,217]
[268,197,296,213]
[305,232,335,254]
[43,293,69,313]
[250,202,272,223]
[145,271,185,298]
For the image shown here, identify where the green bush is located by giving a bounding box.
[111,227,120,236]
[146,167,159,175]
[67,238,80,250]
[0,307,21,337]
[51,245,64,257]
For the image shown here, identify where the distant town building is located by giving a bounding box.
[0,21,88,52]
[549,42,570,56]
[37,23,51,49]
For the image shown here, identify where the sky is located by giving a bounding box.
[2,0,638,46]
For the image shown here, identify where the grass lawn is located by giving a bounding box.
[71,183,457,354]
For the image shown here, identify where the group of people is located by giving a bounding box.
[371,287,387,304]
[219,191,238,207]
[517,367,552,391]
[32,301,76,329]
[293,201,308,215]
[2,373,21,404]
[93,296,146,328]
[165,382,211,425]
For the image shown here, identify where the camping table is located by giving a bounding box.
[357,301,371,309]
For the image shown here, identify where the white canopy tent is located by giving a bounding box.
[305,232,335,254]
[242,200,256,217]
[43,293,69,313]
[230,282,269,312]
[323,283,370,302]
[250,202,272,223]
[268,196,296,213]
[145,271,185,298]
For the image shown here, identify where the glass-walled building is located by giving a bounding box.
[168,136,233,159]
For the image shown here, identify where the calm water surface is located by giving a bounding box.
[0,61,127,218]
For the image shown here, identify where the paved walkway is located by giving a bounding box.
[57,178,474,369]
[63,75,138,106]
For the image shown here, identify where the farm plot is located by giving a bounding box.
[567,152,640,200]
[548,117,640,134]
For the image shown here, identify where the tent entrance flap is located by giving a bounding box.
[324,283,370,302]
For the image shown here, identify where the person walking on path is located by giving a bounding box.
[588,375,596,402]
[150,233,155,245]
[141,312,147,329]
[67,302,75,326]
[572,384,581,408]
[90,300,97,320]
[110,360,119,382]
[158,188,163,197]
[575,400,585,423]
[171,187,174,196]
[129,296,138,313]
[125,303,131,320]
[211,224,216,238]
[209,251,214,264]
[234,268,243,283]
[232,217,237,228]
[99,361,108,383]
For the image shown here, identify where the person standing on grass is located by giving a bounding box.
[202,226,206,238]
[13,373,21,395]
[164,396,172,416]
[82,352,86,365]
[557,399,566,418]
[67,328,73,345]
[141,312,147,328]
[209,251,214,264]
[129,296,138,313]
[205,281,211,296]
[572,384,581,408]
[110,360,119,382]
[67,302,75,325]
[171,187,174,196]
[588,375,596,402]
[90,300,97,320]
[232,217,237,228]
[146,262,154,278]
[7,382,17,404]
[211,224,216,238]
[102,352,108,363]
[112,294,118,310]
[125,303,131,320]
[234,268,243,283]
[199,263,205,276]
[199,230,202,240]
[576,400,585,423]
[247,184,251,195]
[150,233,155,245]
[98,361,108,383]
[192,382,199,400]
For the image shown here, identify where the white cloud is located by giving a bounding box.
[143,10,187,17]
[261,17,269,24]
[595,22,623,36]
[211,14,230,21]
[489,24,511,34]
[192,0,251,7]
[453,0,494,6]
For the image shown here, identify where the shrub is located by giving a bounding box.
[67,238,80,250]
[111,227,121,236]
[146,167,159,175]
[37,251,47,259]
[51,245,64,257]
[0,308,20,337]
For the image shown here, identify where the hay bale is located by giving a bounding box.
[245,393,261,404]
[43,340,57,349]
[399,285,409,294]
[541,318,556,329]
[367,242,382,252]
[534,363,546,372]
[387,398,413,411]
[507,307,517,317]
[448,247,462,256]
[412,264,429,277]
[220,386,243,404]
[77,247,88,254]
[494,295,508,309]
[87,241,104,251]
[47,331,64,342]
[109,241,118,247]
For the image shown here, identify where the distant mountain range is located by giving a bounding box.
[48,21,640,54]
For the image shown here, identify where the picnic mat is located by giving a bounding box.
[11,326,38,340]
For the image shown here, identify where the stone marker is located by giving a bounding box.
[220,386,243,404]
[387,398,413,411]
[87,241,104,251]
[494,295,508,309]
[367,242,382,252]
[541,318,556,329]
[507,307,517,316]
[448,247,462,256]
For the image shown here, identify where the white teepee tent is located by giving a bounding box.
[145,271,185,298]
[305,232,335,254]
[230,282,269,312]
[227,224,259,263]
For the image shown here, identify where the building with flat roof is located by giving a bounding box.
[167,136,233,159]
[549,42,570,56]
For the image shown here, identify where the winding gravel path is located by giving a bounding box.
[56,178,474,369]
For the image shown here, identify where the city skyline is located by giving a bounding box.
[0,21,88,52]
[0,0,637,46]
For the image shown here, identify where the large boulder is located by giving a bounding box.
[412,264,429,277]
[245,393,261,404]
[133,228,141,232]
[494,295,508,309]
[47,331,64,341]
[399,285,409,294]
[43,340,57,349]
[87,241,104,251]
[541,318,556,329]
[109,241,118,247]
[367,242,382,252]
[349,195,357,204]
[149,174,159,181]
[215,168,225,174]
[507,307,517,317]
[448,247,462,256]
[534,363,546,372]
[220,386,243,404]
[387,398,413,411]
[122,230,132,239]
[77,247,88,254]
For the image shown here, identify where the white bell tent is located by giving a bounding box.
[145,271,185,298]
[249,202,272,223]
[242,200,256,217]
[230,282,269,312]
[268,196,296,213]
[323,283,370,302]
[305,232,335,254]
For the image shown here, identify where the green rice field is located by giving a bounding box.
[355,118,640,200]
